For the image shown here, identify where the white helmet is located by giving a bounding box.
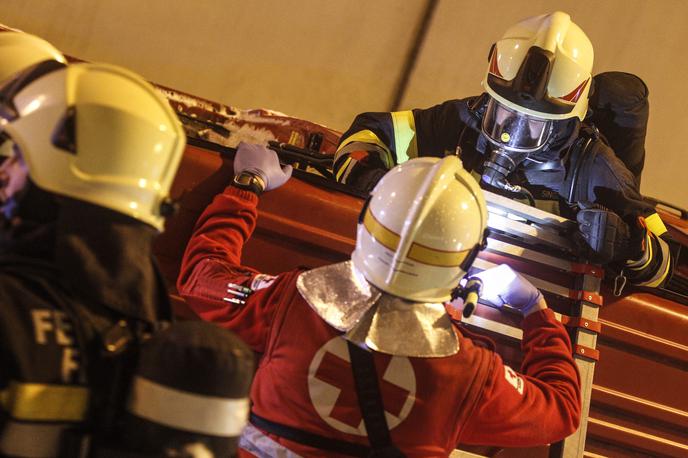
[0,32,66,85]
[0,62,185,231]
[483,11,593,122]
[351,156,488,303]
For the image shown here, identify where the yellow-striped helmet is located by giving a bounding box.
[352,156,488,302]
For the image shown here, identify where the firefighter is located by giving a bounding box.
[333,11,672,291]
[0,40,253,457]
[177,142,581,457]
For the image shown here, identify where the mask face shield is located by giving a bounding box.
[0,144,27,205]
[481,97,553,153]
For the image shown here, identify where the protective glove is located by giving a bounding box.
[234,142,292,192]
[356,167,387,193]
[575,201,635,264]
[473,264,545,316]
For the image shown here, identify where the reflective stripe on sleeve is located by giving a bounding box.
[391,110,418,164]
[645,213,668,237]
[335,156,354,182]
[635,236,671,288]
[0,382,88,421]
[0,420,71,457]
[127,376,250,437]
[337,129,394,168]
[627,233,653,271]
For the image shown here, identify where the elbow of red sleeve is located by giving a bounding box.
[563,396,582,439]
[176,263,198,300]
[549,380,583,442]
[177,255,215,301]
[556,350,583,439]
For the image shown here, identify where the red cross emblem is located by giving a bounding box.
[308,336,416,436]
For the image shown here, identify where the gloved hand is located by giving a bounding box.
[234,142,292,192]
[356,167,387,193]
[473,264,546,316]
[575,201,636,263]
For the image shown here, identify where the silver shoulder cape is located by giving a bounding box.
[296,261,459,357]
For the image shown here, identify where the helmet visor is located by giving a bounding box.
[0,59,66,123]
[481,98,552,152]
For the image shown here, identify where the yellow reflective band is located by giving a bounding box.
[1,382,88,422]
[363,208,399,252]
[628,233,653,271]
[407,243,471,268]
[336,156,353,182]
[391,111,418,164]
[644,238,671,288]
[337,129,394,168]
[363,209,470,267]
[645,213,668,237]
[645,258,671,288]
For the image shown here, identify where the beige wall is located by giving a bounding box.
[0,0,427,123]
[2,0,686,206]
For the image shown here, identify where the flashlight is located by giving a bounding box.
[451,277,483,318]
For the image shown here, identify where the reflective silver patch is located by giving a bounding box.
[296,261,381,332]
[346,296,458,358]
[297,261,459,357]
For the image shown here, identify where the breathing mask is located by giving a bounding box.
[480,97,553,192]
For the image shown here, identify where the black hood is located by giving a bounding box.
[54,197,172,324]
[0,179,59,259]
[527,116,581,162]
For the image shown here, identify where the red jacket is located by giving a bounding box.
[178,185,581,457]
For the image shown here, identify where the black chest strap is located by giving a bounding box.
[347,341,405,457]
